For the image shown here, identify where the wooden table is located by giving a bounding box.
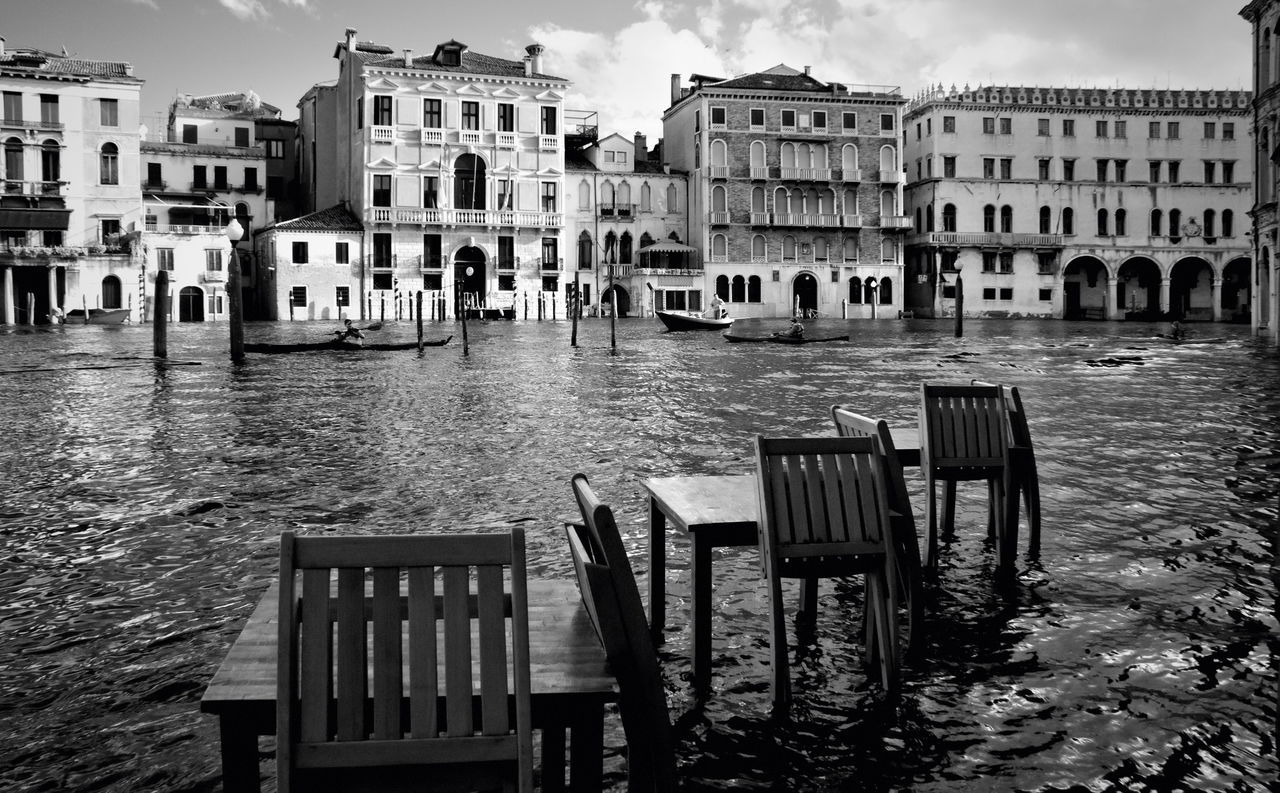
[644,426,920,689]
[200,579,615,793]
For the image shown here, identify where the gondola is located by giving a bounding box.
[722,332,850,344]
[243,336,452,354]
[656,309,733,331]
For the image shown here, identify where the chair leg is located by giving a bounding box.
[766,572,791,711]
[986,480,998,540]
[942,480,957,537]
[1024,463,1042,558]
[999,471,1019,572]
[924,476,939,568]
[797,576,818,628]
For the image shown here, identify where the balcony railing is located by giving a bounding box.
[750,167,769,180]
[599,203,635,220]
[540,259,563,272]
[496,132,517,149]
[142,180,168,191]
[710,253,729,262]
[750,212,771,225]
[879,170,900,183]
[420,129,444,145]
[881,215,913,230]
[1,118,64,131]
[458,130,482,145]
[841,169,861,182]
[144,223,226,235]
[369,126,395,144]
[709,211,731,225]
[202,269,227,284]
[779,167,832,181]
[842,214,865,228]
[539,135,559,151]
[368,207,563,228]
[708,165,730,179]
[915,232,1064,247]
[3,180,64,196]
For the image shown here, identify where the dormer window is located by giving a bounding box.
[433,39,467,67]
[440,49,460,67]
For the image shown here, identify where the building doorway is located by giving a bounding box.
[602,285,630,317]
[454,245,486,315]
[178,286,205,322]
[793,272,818,316]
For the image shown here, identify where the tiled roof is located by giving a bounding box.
[273,205,363,232]
[565,149,597,171]
[712,66,830,93]
[351,46,566,81]
[0,49,137,80]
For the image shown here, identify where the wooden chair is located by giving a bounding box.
[277,530,533,793]
[971,380,1042,558]
[830,406,924,653]
[567,473,677,792]
[753,435,900,712]
[918,383,1013,570]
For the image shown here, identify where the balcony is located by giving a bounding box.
[599,203,635,221]
[141,180,168,192]
[3,180,64,196]
[202,269,227,284]
[414,254,446,273]
[750,212,771,225]
[540,258,562,273]
[368,206,563,229]
[496,132,517,149]
[145,223,225,235]
[779,167,832,181]
[1,117,63,132]
[879,170,900,183]
[709,211,731,225]
[842,214,865,228]
[914,232,1065,247]
[750,167,770,180]
[710,253,729,262]
[458,130,482,145]
[369,126,395,144]
[539,135,559,152]
[708,165,730,179]
[420,129,444,145]
[881,215,913,230]
[841,169,861,183]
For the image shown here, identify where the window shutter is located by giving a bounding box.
[396,97,416,126]
[395,176,418,207]
[518,105,537,133]
[518,180,536,210]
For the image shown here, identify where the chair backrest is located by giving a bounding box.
[568,474,676,792]
[918,383,1009,472]
[753,435,895,580]
[971,380,1034,451]
[277,530,533,793]
[830,406,914,519]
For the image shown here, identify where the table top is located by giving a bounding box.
[200,578,615,721]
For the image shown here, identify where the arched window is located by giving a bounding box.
[640,183,651,211]
[750,141,766,171]
[1097,208,1109,236]
[716,274,730,300]
[782,235,797,261]
[665,183,677,212]
[1203,209,1216,238]
[880,190,895,217]
[618,181,631,207]
[943,203,957,232]
[849,276,863,304]
[1062,207,1074,235]
[694,141,700,169]
[983,204,996,232]
[752,234,766,261]
[1222,208,1234,237]
[879,277,893,305]
[843,188,858,216]
[819,189,835,215]
[710,138,728,167]
[732,274,746,302]
[102,275,123,309]
[620,231,633,264]
[711,233,727,259]
[1039,206,1051,234]
[864,279,876,304]
[915,207,922,231]
[1263,27,1272,87]
[1151,209,1163,236]
[578,179,592,210]
[1000,205,1013,233]
[99,142,119,185]
[879,144,895,172]
[752,186,766,214]
[814,237,828,262]
[600,180,615,208]
[1169,208,1182,239]
[843,235,858,262]
[812,144,827,170]
[1115,208,1127,237]
[639,231,654,249]
[780,141,796,169]
[603,231,618,263]
[789,189,804,215]
[577,231,593,269]
[41,139,59,182]
[841,144,859,175]
[773,187,789,214]
[747,275,762,302]
[3,137,22,181]
[881,236,897,262]
[711,184,728,212]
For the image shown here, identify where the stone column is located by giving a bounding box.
[1159,278,1171,318]
[2,265,12,325]
[1211,276,1222,322]
[47,265,58,321]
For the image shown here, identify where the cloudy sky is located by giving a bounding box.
[3,0,1252,140]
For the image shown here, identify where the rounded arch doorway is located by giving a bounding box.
[602,284,631,317]
[792,272,819,317]
[178,286,205,322]
[454,245,487,315]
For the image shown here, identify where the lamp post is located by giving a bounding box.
[224,219,245,361]
[952,262,964,337]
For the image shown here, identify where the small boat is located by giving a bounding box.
[243,336,452,354]
[65,308,131,324]
[656,310,733,331]
[1151,334,1227,344]
[722,332,850,344]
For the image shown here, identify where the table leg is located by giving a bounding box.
[218,714,260,793]
[691,532,713,691]
[569,701,604,793]
[648,497,667,642]
[541,723,567,793]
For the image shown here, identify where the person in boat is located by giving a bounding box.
[1169,321,1187,341]
[334,319,365,346]
[774,317,804,338]
[703,295,728,320]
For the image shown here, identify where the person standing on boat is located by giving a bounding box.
[703,294,728,320]
[334,319,365,346]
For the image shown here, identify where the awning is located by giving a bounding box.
[0,208,71,230]
[637,241,697,254]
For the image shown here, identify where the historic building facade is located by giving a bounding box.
[902,85,1254,321]
[663,65,910,320]
[287,30,570,321]
[1240,0,1280,343]
[0,38,144,323]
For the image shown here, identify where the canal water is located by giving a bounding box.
[0,317,1275,792]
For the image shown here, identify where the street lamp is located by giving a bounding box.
[224,219,245,361]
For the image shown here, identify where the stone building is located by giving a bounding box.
[663,65,910,320]
[1240,0,1280,343]
[287,30,570,321]
[0,37,144,324]
[902,85,1253,322]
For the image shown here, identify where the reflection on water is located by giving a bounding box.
[0,318,1276,792]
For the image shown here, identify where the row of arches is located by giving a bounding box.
[2,137,62,184]
[1063,254,1251,320]
[576,179,680,213]
[710,273,895,306]
[916,202,1238,239]
[576,230,675,266]
[711,233,897,263]
[722,140,897,172]
[734,185,898,215]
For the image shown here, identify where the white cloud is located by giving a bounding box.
[125,0,159,9]
[219,0,268,21]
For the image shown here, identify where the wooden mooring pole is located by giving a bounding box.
[416,291,424,351]
[954,275,964,338]
[571,272,579,347]
[153,270,169,358]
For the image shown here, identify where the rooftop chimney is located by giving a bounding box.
[523,56,532,77]
[0,37,6,57]
[345,28,358,53]
[525,43,544,75]
[670,73,681,104]
[403,48,413,66]
[804,65,811,76]
[634,132,647,164]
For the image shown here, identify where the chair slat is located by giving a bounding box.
[476,564,510,736]
[406,567,437,739]
[819,453,846,543]
[335,568,366,742]
[442,566,473,737]
[371,568,402,740]
[299,568,331,743]
[767,456,793,547]
[802,453,827,543]
[785,453,810,544]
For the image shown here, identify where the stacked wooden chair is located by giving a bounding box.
[972,380,1042,558]
[276,529,533,793]
[567,474,677,792]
